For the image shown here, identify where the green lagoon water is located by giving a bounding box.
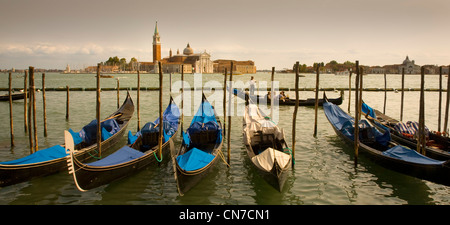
[0,72,449,205]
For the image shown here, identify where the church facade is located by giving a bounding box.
[139,22,255,74]
[399,56,420,74]
[139,22,214,74]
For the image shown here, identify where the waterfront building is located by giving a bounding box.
[399,55,420,74]
[138,22,214,73]
[160,43,214,73]
[213,59,256,74]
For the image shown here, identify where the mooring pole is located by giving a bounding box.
[439,66,443,132]
[223,68,227,137]
[158,61,163,160]
[400,68,405,121]
[354,61,360,167]
[271,67,275,118]
[137,70,141,131]
[9,72,14,147]
[66,85,70,120]
[348,68,352,113]
[444,65,450,135]
[227,62,233,167]
[96,63,101,158]
[42,73,47,137]
[383,73,387,114]
[314,64,320,137]
[24,70,28,132]
[116,78,120,109]
[30,66,38,152]
[417,67,426,155]
[181,65,184,134]
[27,68,33,153]
[292,61,300,168]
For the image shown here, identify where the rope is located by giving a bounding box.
[153,151,163,162]
[283,147,295,165]
[87,150,102,160]
[218,148,230,167]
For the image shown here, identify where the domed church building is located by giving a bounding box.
[399,55,420,74]
[161,43,214,74]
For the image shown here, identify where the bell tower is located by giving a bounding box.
[152,21,161,62]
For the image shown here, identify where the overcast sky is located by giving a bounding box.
[1,0,450,70]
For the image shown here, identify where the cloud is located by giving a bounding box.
[0,43,106,56]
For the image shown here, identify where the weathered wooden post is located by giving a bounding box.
[400,68,405,121]
[137,70,141,131]
[66,85,70,120]
[227,62,233,167]
[348,68,352,113]
[96,63,102,158]
[354,61,360,166]
[181,65,184,133]
[444,65,450,135]
[417,67,426,155]
[116,78,120,109]
[24,70,28,132]
[383,73,387,114]
[158,61,163,160]
[42,73,48,137]
[223,68,227,136]
[292,61,300,168]
[30,66,38,152]
[27,68,33,153]
[9,72,14,147]
[439,66,443,132]
[314,64,320,137]
[271,67,275,118]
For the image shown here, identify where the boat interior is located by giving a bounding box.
[188,130,220,153]
[250,131,284,155]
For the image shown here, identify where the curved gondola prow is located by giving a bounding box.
[65,130,87,192]
[323,92,330,103]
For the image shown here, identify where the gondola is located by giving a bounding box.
[243,102,292,191]
[175,93,223,195]
[0,92,29,101]
[323,94,450,186]
[232,88,343,106]
[0,92,134,187]
[66,97,179,191]
[361,101,450,160]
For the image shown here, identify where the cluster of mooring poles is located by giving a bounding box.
[5,61,450,171]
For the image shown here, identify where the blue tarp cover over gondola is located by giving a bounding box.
[86,146,145,167]
[323,102,391,146]
[127,101,180,144]
[182,98,222,147]
[0,145,67,165]
[176,147,215,171]
[383,145,445,165]
[177,96,221,171]
[69,118,120,145]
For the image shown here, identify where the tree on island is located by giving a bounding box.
[103,56,140,71]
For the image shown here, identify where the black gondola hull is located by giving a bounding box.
[325,109,450,186]
[0,93,134,187]
[70,137,174,191]
[234,89,343,106]
[175,146,221,195]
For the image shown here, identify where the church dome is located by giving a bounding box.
[183,43,194,55]
[403,56,411,65]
